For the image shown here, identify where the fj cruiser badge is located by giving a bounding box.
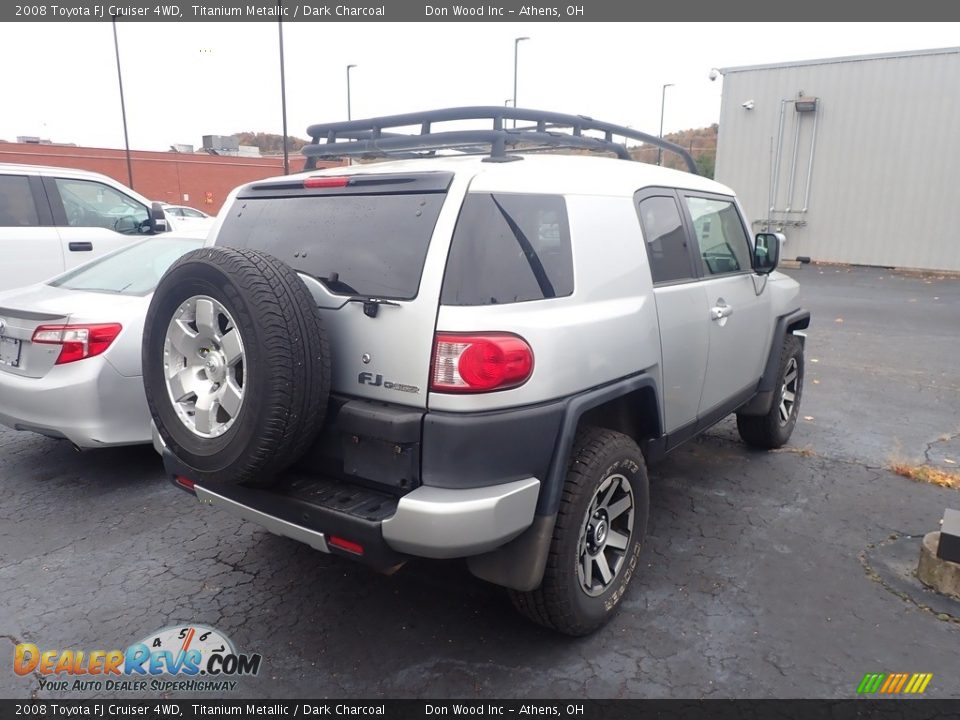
[358,372,420,394]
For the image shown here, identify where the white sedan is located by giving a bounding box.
[0,236,203,448]
[161,204,216,235]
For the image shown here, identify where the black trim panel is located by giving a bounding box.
[421,399,565,490]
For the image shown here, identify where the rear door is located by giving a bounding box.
[43,175,151,271]
[214,171,461,409]
[0,173,64,291]
[679,193,772,415]
[635,188,709,434]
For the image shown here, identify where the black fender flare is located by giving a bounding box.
[739,308,811,416]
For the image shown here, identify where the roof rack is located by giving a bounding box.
[302,106,698,174]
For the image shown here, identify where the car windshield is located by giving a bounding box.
[49,238,203,295]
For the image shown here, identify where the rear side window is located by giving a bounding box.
[441,193,573,306]
[0,175,40,227]
[637,195,694,283]
[217,193,445,300]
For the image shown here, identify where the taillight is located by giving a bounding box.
[175,475,196,491]
[32,323,123,365]
[304,176,350,189]
[328,535,364,555]
[431,333,534,393]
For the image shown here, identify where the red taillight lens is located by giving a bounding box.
[175,475,196,491]
[32,323,123,365]
[431,333,534,393]
[328,535,364,555]
[304,176,350,189]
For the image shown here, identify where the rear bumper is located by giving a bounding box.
[0,358,151,447]
[165,449,540,564]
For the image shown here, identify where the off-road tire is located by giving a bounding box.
[736,335,804,449]
[510,427,649,636]
[143,247,330,487]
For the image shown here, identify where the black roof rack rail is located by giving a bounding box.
[302,106,698,174]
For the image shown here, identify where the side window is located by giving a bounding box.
[637,195,694,283]
[181,208,205,218]
[441,193,574,306]
[684,196,752,276]
[166,207,184,217]
[54,178,149,235]
[0,175,40,227]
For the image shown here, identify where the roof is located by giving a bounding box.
[718,46,960,75]
[282,154,732,198]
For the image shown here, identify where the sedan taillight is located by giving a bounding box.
[431,333,534,393]
[32,324,123,365]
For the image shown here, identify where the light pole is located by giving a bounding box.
[278,18,290,175]
[346,64,357,120]
[111,16,134,189]
[657,83,674,166]
[512,36,529,127]
[504,99,512,107]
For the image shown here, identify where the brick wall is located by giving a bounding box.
[0,143,342,213]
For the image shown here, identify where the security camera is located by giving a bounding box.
[741,100,755,110]
[708,68,720,81]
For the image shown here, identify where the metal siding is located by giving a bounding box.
[716,50,960,271]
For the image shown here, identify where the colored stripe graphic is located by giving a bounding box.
[857,672,932,694]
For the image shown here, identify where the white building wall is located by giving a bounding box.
[715,48,960,271]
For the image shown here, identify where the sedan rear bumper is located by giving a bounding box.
[0,358,151,447]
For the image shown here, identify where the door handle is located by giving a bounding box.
[68,242,93,252]
[710,302,733,321]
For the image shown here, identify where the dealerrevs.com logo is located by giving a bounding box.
[14,624,261,693]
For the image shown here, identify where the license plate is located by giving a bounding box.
[0,336,21,368]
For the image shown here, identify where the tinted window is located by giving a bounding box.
[218,193,445,300]
[441,193,573,306]
[55,178,149,235]
[0,175,40,227]
[50,238,203,295]
[181,207,206,218]
[684,197,752,276]
[637,195,694,283]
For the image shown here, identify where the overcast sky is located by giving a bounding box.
[1,22,958,150]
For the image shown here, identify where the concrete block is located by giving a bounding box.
[918,532,960,599]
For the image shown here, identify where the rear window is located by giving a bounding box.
[217,193,445,300]
[441,193,573,306]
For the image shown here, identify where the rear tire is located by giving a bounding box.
[143,247,330,487]
[510,427,649,636]
[736,335,804,449]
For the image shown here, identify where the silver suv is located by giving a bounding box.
[143,108,809,635]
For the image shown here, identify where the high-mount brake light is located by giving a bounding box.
[31,323,123,365]
[431,333,534,393]
[303,176,350,189]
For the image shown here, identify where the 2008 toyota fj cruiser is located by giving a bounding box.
[143,108,809,635]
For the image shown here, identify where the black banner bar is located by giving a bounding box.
[1,700,960,720]
[2,0,959,22]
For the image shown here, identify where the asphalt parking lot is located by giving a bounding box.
[2,265,958,699]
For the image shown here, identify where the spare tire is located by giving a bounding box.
[143,247,330,487]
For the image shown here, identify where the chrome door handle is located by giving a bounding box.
[711,303,733,321]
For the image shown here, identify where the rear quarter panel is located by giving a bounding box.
[430,193,662,412]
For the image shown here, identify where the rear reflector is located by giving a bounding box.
[328,535,364,555]
[304,176,350,189]
[431,333,534,393]
[32,323,123,365]
[174,476,196,491]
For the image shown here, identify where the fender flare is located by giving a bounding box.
[739,308,810,416]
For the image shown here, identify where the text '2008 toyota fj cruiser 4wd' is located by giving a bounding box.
[144,108,810,635]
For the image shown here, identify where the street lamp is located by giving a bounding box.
[513,36,529,127]
[658,83,674,167]
[111,16,134,188]
[346,64,357,121]
[278,18,290,175]
[504,99,513,107]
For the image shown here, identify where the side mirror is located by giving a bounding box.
[753,232,783,274]
[148,202,168,234]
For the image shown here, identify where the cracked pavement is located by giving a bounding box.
[1,266,958,699]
